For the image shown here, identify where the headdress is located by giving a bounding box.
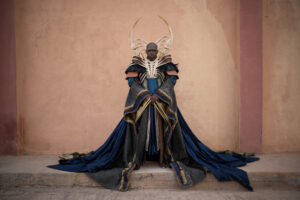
[129,16,173,60]
[128,16,174,79]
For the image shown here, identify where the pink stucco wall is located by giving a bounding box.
[0,0,18,155]
[239,0,262,153]
[14,0,241,154]
[262,0,300,152]
[10,0,300,155]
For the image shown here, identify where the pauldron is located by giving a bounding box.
[125,55,178,83]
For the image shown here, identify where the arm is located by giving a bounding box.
[128,77,134,86]
[126,72,156,104]
[124,71,152,125]
[152,70,179,142]
[126,70,160,104]
[166,70,178,85]
[150,69,178,104]
[126,71,139,87]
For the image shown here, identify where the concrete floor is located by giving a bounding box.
[1,186,300,200]
[0,152,300,199]
[1,152,300,174]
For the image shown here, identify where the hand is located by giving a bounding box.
[145,94,159,104]
[150,94,159,104]
[145,94,152,101]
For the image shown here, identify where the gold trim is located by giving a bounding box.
[154,93,178,130]
[157,88,173,105]
[124,98,151,125]
[153,98,178,146]
[168,147,187,185]
[176,161,188,185]
[135,98,151,123]
[119,154,137,191]
[156,89,178,124]
[157,110,164,165]
[154,101,170,126]
[124,89,150,111]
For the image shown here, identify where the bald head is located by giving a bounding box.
[146,42,158,61]
[146,42,158,50]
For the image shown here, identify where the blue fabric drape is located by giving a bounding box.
[47,107,259,191]
[48,75,258,191]
[128,77,134,86]
[177,107,259,191]
[47,118,127,173]
[170,75,177,84]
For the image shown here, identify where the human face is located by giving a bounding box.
[146,43,158,61]
[146,49,158,61]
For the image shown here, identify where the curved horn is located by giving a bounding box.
[155,16,173,57]
[129,17,148,56]
[129,17,142,48]
[155,15,173,46]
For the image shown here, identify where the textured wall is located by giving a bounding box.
[239,0,262,153]
[262,0,300,152]
[15,0,239,154]
[0,0,18,155]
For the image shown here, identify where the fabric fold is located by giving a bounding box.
[47,62,259,192]
[177,107,259,191]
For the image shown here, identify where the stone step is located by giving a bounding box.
[0,153,299,191]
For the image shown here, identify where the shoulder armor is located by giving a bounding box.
[157,62,179,73]
[125,64,146,74]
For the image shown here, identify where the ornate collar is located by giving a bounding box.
[131,55,172,78]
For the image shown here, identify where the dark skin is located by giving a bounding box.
[146,42,158,61]
[145,42,159,105]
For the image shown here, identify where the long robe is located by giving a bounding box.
[47,62,258,191]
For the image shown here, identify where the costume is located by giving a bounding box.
[47,17,258,191]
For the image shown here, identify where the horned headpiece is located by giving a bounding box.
[129,16,173,59]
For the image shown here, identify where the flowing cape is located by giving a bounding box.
[47,68,258,191]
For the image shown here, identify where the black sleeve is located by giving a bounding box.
[157,63,179,80]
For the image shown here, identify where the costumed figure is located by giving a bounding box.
[47,16,259,191]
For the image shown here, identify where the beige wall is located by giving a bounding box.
[15,0,240,154]
[262,0,300,152]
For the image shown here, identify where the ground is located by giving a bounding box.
[1,153,300,199]
[1,186,300,200]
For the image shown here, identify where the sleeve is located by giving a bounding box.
[152,75,178,145]
[123,77,151,125]
[165,66,179,86]
[128,77,135,86]
[170,75,177,85]
[125,64,146,87]
[158,63,179,85]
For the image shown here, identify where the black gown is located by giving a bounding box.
[47,62,259,191]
